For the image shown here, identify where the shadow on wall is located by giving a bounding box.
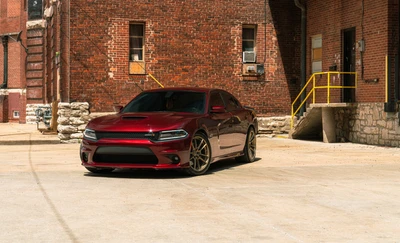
[269,0,301,102]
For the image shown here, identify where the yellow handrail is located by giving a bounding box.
[291,71,357,128]
[148,73,164,88]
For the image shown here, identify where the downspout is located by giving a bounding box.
[397,3,400,101]
[294,0,306,116]
[1,36,8,88]
[67,0,71,103]
[397,3,400,122]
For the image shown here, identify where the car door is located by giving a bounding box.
[207,91,234,157]
[220,91,248,153]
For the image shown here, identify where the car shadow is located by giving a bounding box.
[83,157,261,179]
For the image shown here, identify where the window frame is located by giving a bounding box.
[27,0,43,20]
[242,25,257,53]
[129,23,145,62]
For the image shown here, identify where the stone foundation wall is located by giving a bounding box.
[56,101,292,143]
[57,102,90,144]
[257,116,292,135]
[335,103,400,147]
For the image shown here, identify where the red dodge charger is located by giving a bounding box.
[80,87,257,176]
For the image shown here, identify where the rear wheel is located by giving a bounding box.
[184,133,211,176]
[236,127,256,163]
[85,167,115,174]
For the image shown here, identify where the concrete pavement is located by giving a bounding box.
[0,123,59,145]
[1,132,400,242]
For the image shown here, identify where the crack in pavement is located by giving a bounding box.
[28,134,80,243]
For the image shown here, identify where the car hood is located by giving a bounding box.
[87,112,200,132]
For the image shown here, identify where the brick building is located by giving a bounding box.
[1,0,400,146]
[0,0,65,123]
[294,0,400,146]
[67,0,301,116]
[0,0,27,122]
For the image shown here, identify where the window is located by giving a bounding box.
[242,26,256,52]
[242,25,257,63]
[221,91,241,112]
[28,0,43,20]
[122,91,205,114]
[129,23,144,61]
[13,111,20,118]
[312,35,322,73]
[210,92,225,108]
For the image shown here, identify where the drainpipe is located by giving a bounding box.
[1,36,8,89]
[294,0,306,116]
[397,4,400,101]
[397,4,400,123]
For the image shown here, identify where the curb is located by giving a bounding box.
[0,140,61,145]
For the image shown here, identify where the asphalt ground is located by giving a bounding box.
[0,124,400,242]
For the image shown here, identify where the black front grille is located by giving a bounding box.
[93,146,158,164]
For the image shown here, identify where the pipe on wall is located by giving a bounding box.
[294,0,306,116]
[1,36,8,89]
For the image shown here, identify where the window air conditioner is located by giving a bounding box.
[243,51,256,63]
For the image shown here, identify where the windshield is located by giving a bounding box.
[122,91,206,114]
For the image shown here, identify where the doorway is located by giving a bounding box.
[342,28,356,102]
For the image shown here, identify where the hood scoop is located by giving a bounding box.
[121,116,147,120]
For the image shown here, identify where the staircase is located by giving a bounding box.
[290,71,357,143]
[289,106,322,140]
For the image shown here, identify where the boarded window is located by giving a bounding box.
[312,35,322,73]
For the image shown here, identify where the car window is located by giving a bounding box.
[122,91,206,114]
[221,91,242,111]
[209,92,225,108]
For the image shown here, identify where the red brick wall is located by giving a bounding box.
[0,95,8,122]
[69,0,301,116]
[7,0,20,18]
[26,29,45,104]
[0,0,27,123]
[307,0,395,103]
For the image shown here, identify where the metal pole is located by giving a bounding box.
[1,36,8,88]
[294,0,306,116]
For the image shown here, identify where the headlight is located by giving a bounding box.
[158,129,188,141]
[83,129,97,140]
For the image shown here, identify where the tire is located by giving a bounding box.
[236,127,256,163]
[85,167,115,174]
[184,133,212,176]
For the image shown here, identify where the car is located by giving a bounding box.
[80,87,257,176]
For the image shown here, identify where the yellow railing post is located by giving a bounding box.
[327,72,330,104]
[313,75,316,103]
[385,55,388,103]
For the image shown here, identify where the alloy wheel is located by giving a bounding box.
[189,134,211,173]
[247,129,256,161]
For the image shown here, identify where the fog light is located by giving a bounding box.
[166,154,180,164]
[81,152,89,163]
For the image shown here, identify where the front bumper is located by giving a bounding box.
[80,136,192,170]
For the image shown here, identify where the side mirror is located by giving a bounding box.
[210,106,226,113]
[113,105,123,112]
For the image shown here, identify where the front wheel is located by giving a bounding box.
[236,127,256,163]
[184,133,211,176]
